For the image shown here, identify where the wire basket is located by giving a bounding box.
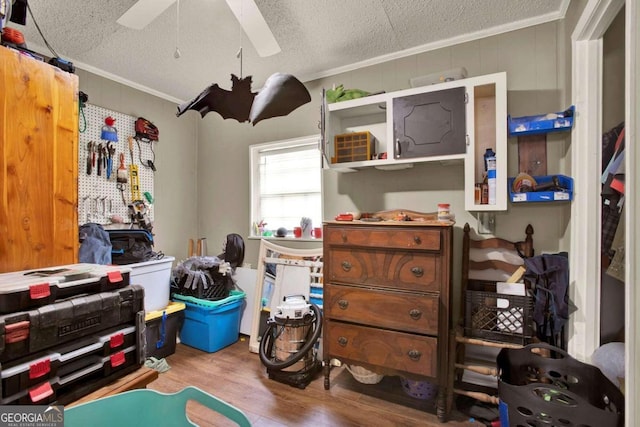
[345,365,384,384]
[400,378,438,400]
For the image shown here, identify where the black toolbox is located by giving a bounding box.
[1,318,143,399]
[0,285,144,363]
[0,264,131,314]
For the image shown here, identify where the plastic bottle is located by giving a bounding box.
[486,149,497,205]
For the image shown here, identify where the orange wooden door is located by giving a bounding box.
[0,46,79,272]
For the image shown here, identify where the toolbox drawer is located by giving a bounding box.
[0,264,131,314]
[0,285,144,363]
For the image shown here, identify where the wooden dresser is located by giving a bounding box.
[322,221,453,421]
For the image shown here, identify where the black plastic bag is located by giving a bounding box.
[108,229,158,265]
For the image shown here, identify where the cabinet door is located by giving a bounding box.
[0,47,79,272]
[393,86,466,159]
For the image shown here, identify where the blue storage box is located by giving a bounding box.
[177,291,245,353]
[508,105,575,136]
[508,175,573,203]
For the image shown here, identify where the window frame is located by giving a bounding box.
[249,135,323,239]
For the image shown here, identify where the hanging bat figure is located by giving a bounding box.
[176,74,255,122]
[176,73,311,125]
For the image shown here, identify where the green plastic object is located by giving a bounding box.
[172,290,246,309]
[143,191,154,203]
[64,386,251,427]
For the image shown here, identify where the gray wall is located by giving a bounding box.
[77,70,199,263]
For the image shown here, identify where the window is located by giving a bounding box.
[250,135,322,238]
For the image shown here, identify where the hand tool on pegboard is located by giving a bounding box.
[128,136,141,201]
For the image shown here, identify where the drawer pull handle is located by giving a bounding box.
[338,336,348,347]
[408,350,422,361]
[341,261,352,272]
[409,309,422,320]
[338,299,349,310]
[411,267,424,277]
[413,236,422,245]
[341,232,347,243]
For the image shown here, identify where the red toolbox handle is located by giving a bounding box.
[29,382,53,403]
[107,270,123,285]
[6,320,30,343]
[29,283,51,300]
[110,351,125,368]
[109,332,124,349]
[29,358,51,380]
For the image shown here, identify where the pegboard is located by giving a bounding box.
[78,104,155,225]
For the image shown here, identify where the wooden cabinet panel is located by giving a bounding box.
[0,47,79,272]
[325,321,438,377]
[327,248,443,292]
[324,284,439,335]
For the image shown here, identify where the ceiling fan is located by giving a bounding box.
[116,0,281,57]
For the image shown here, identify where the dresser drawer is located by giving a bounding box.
[325,226,442,251]
[325,321,438,377]
[324,284,439,335]
[327,248,443,292]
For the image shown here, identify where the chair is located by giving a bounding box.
[448,222,534,407]
[65,386,251,427]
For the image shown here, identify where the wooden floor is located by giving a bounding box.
[148,336,480,426]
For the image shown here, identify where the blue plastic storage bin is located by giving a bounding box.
[177,292,245,353]
[508,105,575,136]
[508,175,573,203]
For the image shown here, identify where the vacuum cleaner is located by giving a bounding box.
[259,295,322,389]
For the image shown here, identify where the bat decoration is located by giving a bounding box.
[176,74,255,122]
[176,73,311,126]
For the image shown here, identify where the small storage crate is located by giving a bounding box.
[508,105,575,136]
[498,343,624,427]
[332,131,376,163]
[176,291,245,353]
[509,174,574,203]
[465,287,534,345]
[144,302,185,359]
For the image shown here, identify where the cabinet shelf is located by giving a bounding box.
[322,72,508,212]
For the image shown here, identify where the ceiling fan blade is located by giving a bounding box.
[117,0,177,30]
[225,0,281,57]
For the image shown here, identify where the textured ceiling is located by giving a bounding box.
[13,0,569,103]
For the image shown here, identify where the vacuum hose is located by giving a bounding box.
[259,302,322,370]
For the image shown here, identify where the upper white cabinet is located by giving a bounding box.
[322,72,507,211]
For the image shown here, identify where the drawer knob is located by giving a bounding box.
[408,349,422,361]
[409,309,422,320]
[411,267,424,277]
[413,235,422,245]
[338,336,348,347]
[338,299,349,310]
[341,261,352,272]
